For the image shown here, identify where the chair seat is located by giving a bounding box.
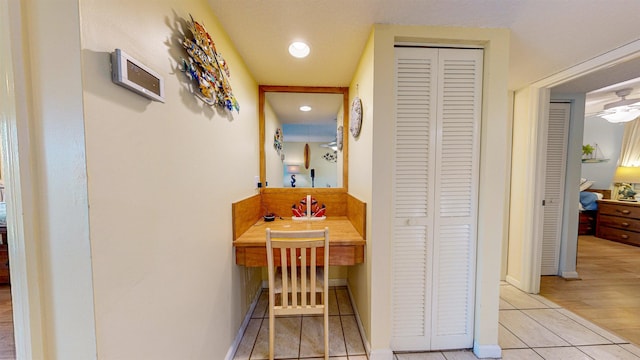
[273,267,324,294]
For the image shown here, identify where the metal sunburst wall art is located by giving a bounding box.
[180,15,240,112]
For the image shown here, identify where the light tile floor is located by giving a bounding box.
[233,286,368,360]
[234,283,640,359]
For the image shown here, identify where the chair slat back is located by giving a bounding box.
[266,227,330,360]
[266,228,329,311]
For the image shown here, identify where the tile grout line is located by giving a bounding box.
[498,320,531,351]
[501,285,640,360]
[518,306,611,348]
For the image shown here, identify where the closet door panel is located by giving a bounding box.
[541,102,571,275]
[392,46,483,351]
[431,48,482,349]
[392,47,438,350]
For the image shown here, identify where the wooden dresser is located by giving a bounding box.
[579,210,597,235]
[0,227,8,284]
[596,200,640,246]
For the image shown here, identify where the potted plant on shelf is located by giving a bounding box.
[582,144,595,160]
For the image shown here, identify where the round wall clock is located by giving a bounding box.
[350,97,363,137]
[337,126,344,151]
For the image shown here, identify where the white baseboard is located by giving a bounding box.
[330,278,348,287]
[225,286,262,360]
[505,275,521,289]
[369,348,394,359]
[346,284,370,355]
[561,271,580,279]
[473,342,502,358]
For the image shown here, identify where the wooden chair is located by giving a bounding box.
[266,227,329,360]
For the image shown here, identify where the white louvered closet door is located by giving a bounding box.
[392,47,483,351]
[541,102,571,275]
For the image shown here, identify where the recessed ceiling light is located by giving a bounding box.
[289,42,310,58]
[300,105,312,112]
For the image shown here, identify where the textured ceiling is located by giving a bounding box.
[208,0,640,92]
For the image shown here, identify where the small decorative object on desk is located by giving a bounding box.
[263,213,276,222]
[292,196,326,218]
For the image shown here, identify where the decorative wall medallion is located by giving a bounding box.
[180,15,239,112]
[350,97,362,137]
[273,128,283,153]
[337,125,344,151]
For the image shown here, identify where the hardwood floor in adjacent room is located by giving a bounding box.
[0,285,14,359]
[540,235,640,346]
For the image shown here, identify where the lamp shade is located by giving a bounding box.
[613,166,640,184]
[286,164,301,174]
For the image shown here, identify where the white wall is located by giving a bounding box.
[264,100,284,189]
[581,115,625,188]
[79,0,259,358]
[347,28,375,351]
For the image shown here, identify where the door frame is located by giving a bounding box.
[0,1,45,358]
[525,40,640,293]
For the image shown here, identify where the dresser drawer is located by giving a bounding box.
[598,202,640,219]
[578,211,597,235]
[597,214,640,232]
[596,226,640,246]
[0,246,8,284]
[578,222,595,235]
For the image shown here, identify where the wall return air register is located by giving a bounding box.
[111,48,165,103]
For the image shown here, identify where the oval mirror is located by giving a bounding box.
[260,86,349,189]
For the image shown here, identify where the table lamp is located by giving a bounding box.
[613,166,640,201]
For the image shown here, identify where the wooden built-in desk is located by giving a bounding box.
[234,217,365,267]
[232,190,366,267]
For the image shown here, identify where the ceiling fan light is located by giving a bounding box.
[603,99,640,110]
[600,107,640,123]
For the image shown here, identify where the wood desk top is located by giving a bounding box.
[234,216,365,246]
[233,216,365,266]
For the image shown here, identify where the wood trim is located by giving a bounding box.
[346,193,366,239]
[261,188,348,218]
[236,244,364,267]
[232,194,262,240]
[258,85,349,191]
[259,88,266,185]
[342,89,349,191]
[233,192,366,266]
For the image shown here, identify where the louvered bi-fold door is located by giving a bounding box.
[392,47,483,351]
[541,102,571,275]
